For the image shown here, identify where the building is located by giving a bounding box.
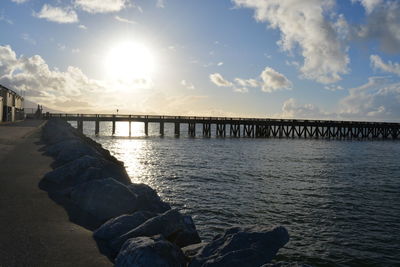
[0,84,24,122]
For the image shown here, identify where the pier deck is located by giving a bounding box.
[44,113,400,139]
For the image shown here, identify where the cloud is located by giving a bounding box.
[34,4,78,24]
[324,84,344,91]
[181,80,195,90]
[234,78,259,88]
[217,62,224,66]
[233,0,350,84]
[370,54,400,76]
[353,0,383,14]
[0,45,107,112]
[0,10,13,24]
[355,1,400,53]
[74,0,128,13]
[115,16,136,24]
[21,33,36,45]
[156,0,165,8]
[209,73,233,87]
[11,0,28,3]
[339,76,400,120]
[78,24,87,30]
[279,98,333,119]
[260,67,292,92]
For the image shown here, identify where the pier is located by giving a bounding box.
[44,113,400,140]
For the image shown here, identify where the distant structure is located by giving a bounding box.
[0,84,24,122]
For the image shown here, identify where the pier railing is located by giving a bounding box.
[44,113,400,139]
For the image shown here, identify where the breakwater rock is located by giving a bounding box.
[39,119,290,266]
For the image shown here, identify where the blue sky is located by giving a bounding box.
[1,0,400,121]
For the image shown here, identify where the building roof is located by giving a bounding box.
[0,84,24,101]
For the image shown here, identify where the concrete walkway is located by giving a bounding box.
[0,120,111,267]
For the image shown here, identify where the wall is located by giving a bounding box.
[0,96,3,122]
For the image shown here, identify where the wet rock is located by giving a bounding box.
[261,262,314,267]
[39,155,131,193]
[189,226,289,267]
[70,178,138,223]
[182,243,207,260]
[110,209,201,258]
[93,210,158,257]
[115,235,186,267]
[127,183,171,213]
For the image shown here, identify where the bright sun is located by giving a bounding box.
[104,42,155,83]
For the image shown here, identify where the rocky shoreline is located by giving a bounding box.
[39,119,292,267]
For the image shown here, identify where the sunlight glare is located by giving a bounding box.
[104,42,155,84]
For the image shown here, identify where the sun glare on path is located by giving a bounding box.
[104,42,155,84]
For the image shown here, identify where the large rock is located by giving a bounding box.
[54,141,103,165]
[39,155,131,193]
[93,211,158,257]
[128,183,171,214]
[70,178,138,223]
[188,226,289,267]
[115,235,186,267]
[261,262,314,267]
[110,209,201,258]
[42,119,80,145]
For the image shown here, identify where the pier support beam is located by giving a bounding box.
[216,124,226,137]
[174,122,180,136]
[203,123,211,137]
[112,115,116,135]
[230,124,240,137]
[77,119,83,133]
[95,119,100,135]
[144,122,148,136]
[188,123,196,137]
[159,122,164,136]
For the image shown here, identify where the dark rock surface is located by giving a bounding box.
[188,226,289,267]
[70,178,138,223]
[39,155,131,194]
[128,183,171,213]
[115,235,186,267]
[261,262,314,267]
[93,211,158,257]
[110,209,201,258]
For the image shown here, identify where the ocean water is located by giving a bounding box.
[72,121,400,266]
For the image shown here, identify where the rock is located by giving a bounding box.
[127,183,171,213]
[54,142,103,165]
[261,262,314,267]
[45,139,84,156]
[93,210,158,257]
[182,243,207,259]
[70,178,138,223]
[188,226,289,267]
[110,209,201,258]
[42,119,80,145]
[39,155,131,193]
[115,235,186,267]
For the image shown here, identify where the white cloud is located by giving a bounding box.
[0,10,13,24]
[78,24,87,30]
[353,0,383,14]
[217,62,224,66]
[21,33,36,45]
[209,73,233,87]
[324,84,344,91]
[74,0,128,13]
[339,76,400,120]
[156,0,165,8]
[260,67,292,92]
[233,87,248,93]
[234,78,259,88]
[370,54,400,76]
[115,16,136,24]
[355,1,400,53]
[233,0,349,84]
[279,98,333,119]
[34,4,78,24]
[71,48,80,53]
[11,0,28,3]
[181,80,195,90]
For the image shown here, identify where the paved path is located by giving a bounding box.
[0,120,111,267]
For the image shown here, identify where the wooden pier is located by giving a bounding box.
[44,113,400,140]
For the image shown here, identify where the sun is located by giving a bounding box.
[104,42,155,84]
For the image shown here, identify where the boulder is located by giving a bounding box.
[93,210,158,257]
[39,155,131,193]
[115,235,186,267]
[42,119,80,145]
[70,178,138,223]
[182,243,207,259]
[127,183,171,213]
[188,226,289,267]
[45,139,84,156]
[261,262,314,267]
[54,142,103,165]
[110,209,201,258]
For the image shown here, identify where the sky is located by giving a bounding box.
[1,0,400,121]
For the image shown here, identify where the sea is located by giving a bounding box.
[70,121,400,267]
